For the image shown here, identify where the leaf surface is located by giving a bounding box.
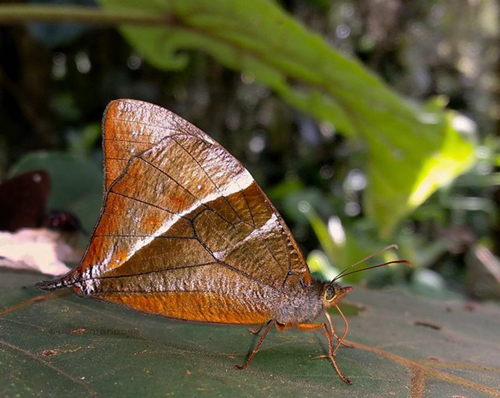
[1,269,498,397]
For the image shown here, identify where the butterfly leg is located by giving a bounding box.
[296,322,352,385]
[248,324,266,335]
[235,320,274,370]
[325,309,353,349]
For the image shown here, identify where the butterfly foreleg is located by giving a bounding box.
[296,321,352,385]
[325,309,353,349]
[248,324,266,335]
[236,320,274,370]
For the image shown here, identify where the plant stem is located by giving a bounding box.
[0,4,170,26]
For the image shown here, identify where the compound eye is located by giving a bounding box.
[325,285,336,301]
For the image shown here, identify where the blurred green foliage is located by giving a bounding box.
[0,0,499,299]
[98,0,475,236]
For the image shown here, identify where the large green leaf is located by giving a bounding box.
[93,0,475,236]
[1,268,499,397]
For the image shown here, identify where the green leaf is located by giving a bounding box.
[1,269,499,397]
[95,0,476,236]
[67,123,102,157]
[306,250,338,281]
[299,203,398,281]
[299,202,339,264]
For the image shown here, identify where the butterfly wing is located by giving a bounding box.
[41,99,310,325]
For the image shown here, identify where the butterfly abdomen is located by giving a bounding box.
[35,270,96,296]
[35,276,69,291]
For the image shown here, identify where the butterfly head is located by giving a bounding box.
[322,282,352,309]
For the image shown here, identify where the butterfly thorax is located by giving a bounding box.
[273,279,325,325]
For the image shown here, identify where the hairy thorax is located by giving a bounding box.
[273,280,325,326]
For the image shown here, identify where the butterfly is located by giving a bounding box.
[37,99,409,384]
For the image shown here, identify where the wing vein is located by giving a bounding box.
[105,118,198,137]
[93,234,195,239]
[172,136,245,226]
[109,191,190,221]
[137,154,236,228]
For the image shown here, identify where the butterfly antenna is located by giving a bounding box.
[333,244,411,282]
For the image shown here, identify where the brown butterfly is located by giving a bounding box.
[37,99,409,384]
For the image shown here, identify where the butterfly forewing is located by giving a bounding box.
[102,100,208,190]
[63,99,311,325]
